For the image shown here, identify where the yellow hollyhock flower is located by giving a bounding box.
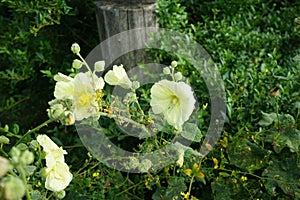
[53,72,105,121]
[37,135,73,192]
[44,161,73,192]
[150,80,195,129]
[104,64,132,89]
[54,73,75,100]
[37,134,67,164]
[72,72,104,120]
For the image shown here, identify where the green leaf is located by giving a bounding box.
[227,138,270,172]
[0,136,10,144]
[25,165,36,176]
[258,112,277,126]
[211,178,234,200]
[180,123,202,142]
[263,127,300,153]
[12,123,19,134]
[152,177,187,200]
[293,54,300,62]
[294,102,300,109]
[263,154,300,198]
[166,177,187,198]
[31,190,43,200]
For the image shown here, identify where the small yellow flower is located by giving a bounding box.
[212,157,219,169]
[264,68,269,74]
[184,168,192,177]
[92,172,100,177]
[35,181,42,187]
[180,192,190,199]
[184,163,204,179]
[241,176,247,182]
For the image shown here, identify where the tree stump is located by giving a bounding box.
[94,0,158,68]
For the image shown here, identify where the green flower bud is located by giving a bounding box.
[174,72,183,81]
[29,140,39,151]
[163,67,171,75]
[63,111,75,125]
[16,143,28,151]
[1,176,25,200]
[54,190,66,199]
[19,150,34,166]
[9,147,21,165]
[71,43,80,54]
[94,60,105,72]
[0,156,9,178]
[171,61,178,68]
[0,136,9,144]
[72,59,83,69]
[47,103,65,120]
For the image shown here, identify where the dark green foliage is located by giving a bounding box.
[155,0,300,199]
[0,0,99,130]
[1,0,300,199]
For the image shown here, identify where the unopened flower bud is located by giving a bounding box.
[10,147,21,165]
[19,150,34,166]
[0,156,9,178]
[163,67,171,75]
[2,177,25,200]
[72,59,83,69]
[54,190,66,199]
[171,61,178,68]
[174,72,183,81]
[71,43,80,54]
[94,60,105,72]
[63,111,75,125]
[47,104,65,120]
[29,140,39,151]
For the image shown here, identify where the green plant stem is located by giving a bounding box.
[18,167,32,200]
[134,97,145,116]
[187,175,194,198]
[16,119,54,145]
[275,97,280,128]
[116,181,144,197]
[170,67,176,81]
[77,53,92,73]
[0,144,9,157]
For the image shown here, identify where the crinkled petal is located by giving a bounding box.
[54,73,73,82]
[104,65,132,89]
[45,162,73,192]
[54,81,75,100]
[37,135,67,154]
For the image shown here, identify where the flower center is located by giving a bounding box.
[78,93,92,107]
[171,95,179,105]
